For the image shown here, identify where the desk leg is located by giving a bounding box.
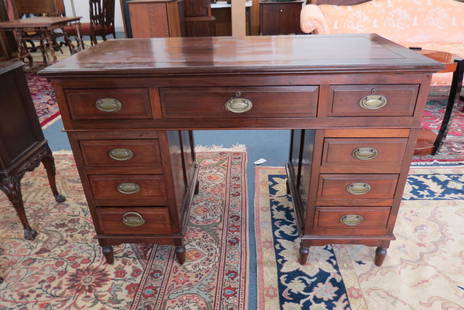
[433,59,464,154]
[0,175,38,240]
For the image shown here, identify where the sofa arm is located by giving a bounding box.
[300,4,329,34]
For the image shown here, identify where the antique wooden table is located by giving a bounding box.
[40,34,442,266]
[412,49,464,155]
[0,16,81,68]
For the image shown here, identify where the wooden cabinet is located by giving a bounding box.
[40,34,442,267]
[260,0,304,35]
[127,0,184,38]
[0,61,65,244]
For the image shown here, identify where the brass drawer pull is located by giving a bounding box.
[352,147,378,160]
[117,182,140,195]
[346,182,371,195]
[225,92,253,113]
[359,95,387,110]
[108,148,134,161]
[122,211,145,227]
[340,214,364,226]
[96,98,122,113]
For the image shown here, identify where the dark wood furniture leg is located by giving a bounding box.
[41,148,66,203]
[299,244,310,265]
[0,175,38,240]
[175,245,186,265]
[375,246,388,266]
[101,245,114,264]
[433,59,464,154]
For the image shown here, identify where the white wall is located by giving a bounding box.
[63,0,124,32]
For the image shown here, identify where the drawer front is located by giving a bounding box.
[322,138,408,171]
[65,88,152,120]
[89,175,167,205]
[313,207,390,235]
[160,86,318,118]
[80,139,162,169]
[317,174,399,205]
[95,207,173,235]
[329,85,419,117]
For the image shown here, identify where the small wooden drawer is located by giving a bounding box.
[159,86,318,118]
[321,138,408,173]
[317,174,399,206]
[312,207,390,235]
[88,175,167,206]
[95,207,172,235]
[328,84,419,117]
[65,88,152,120]
[80,139,162,170]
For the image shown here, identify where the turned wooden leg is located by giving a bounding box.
[286,179,290,195]
[194,180,199,195]
[102,245,114,264]
[0,176,37,240]
[45,31,57,63]
[175,246,186,265]
[375,246,387,267]
[41,151,66,203]
[299,245,309,265]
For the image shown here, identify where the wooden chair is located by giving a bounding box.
[64,0,115,46]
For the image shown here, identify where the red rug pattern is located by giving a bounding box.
[0,152,249,309]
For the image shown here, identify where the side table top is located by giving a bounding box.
[417,49,460,73]
[0,16,81,29]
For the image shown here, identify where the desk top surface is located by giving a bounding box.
[0,16,81,29]
[40,34,442,77]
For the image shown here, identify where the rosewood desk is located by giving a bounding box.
[40,34,442,266]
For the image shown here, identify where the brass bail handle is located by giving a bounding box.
[225,91,253,113]
[340,214,364,226]
[96,98,122,113]
[359,90,388,110]
[352,147,378,160]
[346,182,371,195]
[109,148,134,161]
[122,211,145,227]
[117,182,140,195]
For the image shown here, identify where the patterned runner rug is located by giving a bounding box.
[255,162,464,310]
[26,72,61,128]
[0,152,248,309]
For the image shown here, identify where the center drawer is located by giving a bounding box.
[159,86,318,118]
[88,175,168,206]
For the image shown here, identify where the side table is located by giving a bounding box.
[413,49,464,155]
[0,61,66,242]
[0,16,81,69]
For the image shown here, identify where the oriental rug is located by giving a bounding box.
[26,72,61,128]
[417,99,464,161]
[255,162,464,310]
[0,151,248,310]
